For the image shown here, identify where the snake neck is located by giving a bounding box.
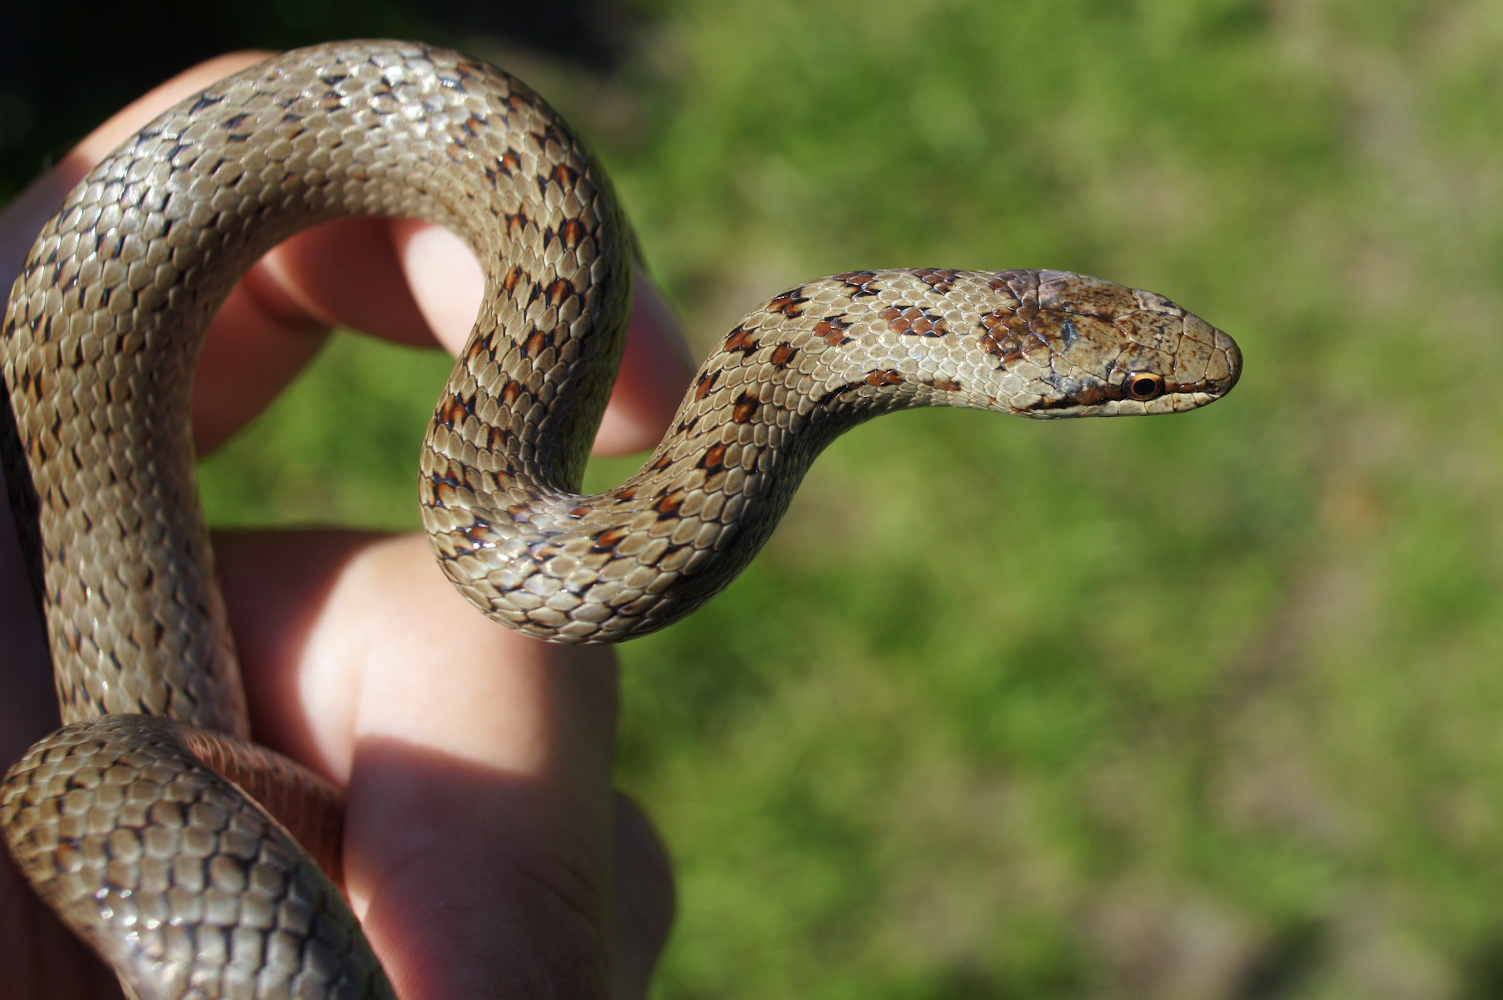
[419,264,1240,644]
[419,270,1037,643]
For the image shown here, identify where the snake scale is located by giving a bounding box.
[0,40,1240,1000]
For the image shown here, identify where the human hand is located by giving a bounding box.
[0,52,684,1000]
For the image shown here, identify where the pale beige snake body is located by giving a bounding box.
[0,40,1241,999]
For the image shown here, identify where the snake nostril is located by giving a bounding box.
[1124,372,1166,401]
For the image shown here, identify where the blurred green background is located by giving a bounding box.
[9,0,1503,996]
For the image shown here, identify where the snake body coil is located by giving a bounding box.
[0,41,1239,999]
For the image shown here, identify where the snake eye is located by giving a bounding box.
[1124,372,1166,401]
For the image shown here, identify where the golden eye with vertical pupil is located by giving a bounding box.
[1124,372,1166,401]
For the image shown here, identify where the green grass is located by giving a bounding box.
[192,1,1503,996]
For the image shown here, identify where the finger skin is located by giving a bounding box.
[214,532,626,1000]
[391,219,694,457]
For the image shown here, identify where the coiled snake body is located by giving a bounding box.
[0,41,1240,999]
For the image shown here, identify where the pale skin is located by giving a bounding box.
[0,53,687,1000]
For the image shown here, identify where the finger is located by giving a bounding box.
[392,219,695,456]
[194,188,697,457]
[189,216,442,453]
[215,531,623,998]
[190,216,445,452]
[597,277,697,456]
[611,792,676,1000]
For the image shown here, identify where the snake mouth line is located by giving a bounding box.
[1020,375,1234,413]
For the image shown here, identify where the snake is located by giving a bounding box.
[0,39,1240,1000]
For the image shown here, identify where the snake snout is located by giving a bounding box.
[1206,325,1243,397]
[1165,315,1241,408]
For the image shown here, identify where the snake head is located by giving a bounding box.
[997,270,1241,418]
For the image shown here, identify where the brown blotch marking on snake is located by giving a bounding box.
[926,377,963,391]
[732,392,761,423]
[991,271,1040,320]
[766,289,808,318]
[555,218,586,249]
[979,308,1024,332]
[504,209,531,240]
[879,305,948,336]
[1024,381,1129,411]
[694,369,721,400]
[592,526,629,552]
[656,491,686,519]
[698,442,728,471]
[865,369,906,386]
[502,264,524,294]
[522,330,555,357]
[914,268,959,294]
[482,424,514,451]
[616,486,638,501]
[538,162,579,196]
[724,326,758,357]
[501,381,525,406]
[978,309,1027,360]
[769,343,797,369]
[649,453,673,472]
[832,271,880,296]
[496,149,522,177]
[459,520,493,545]
[465,337,495,367]
[545,278,574,307]
[428,468,467,493]
[809,378,875,409]
[993,269,1038,294]
[436,393,476,428]
[569,504,592,518]
[979,333,1028,360]
[815,317,853,346]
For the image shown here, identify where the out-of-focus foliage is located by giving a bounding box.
[22,0,1503,996]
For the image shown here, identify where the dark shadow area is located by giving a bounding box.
[0,1,638,193]
[346,735,673,1000]
[1460,935,1503,1000]
[1234,921,1324,1000]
